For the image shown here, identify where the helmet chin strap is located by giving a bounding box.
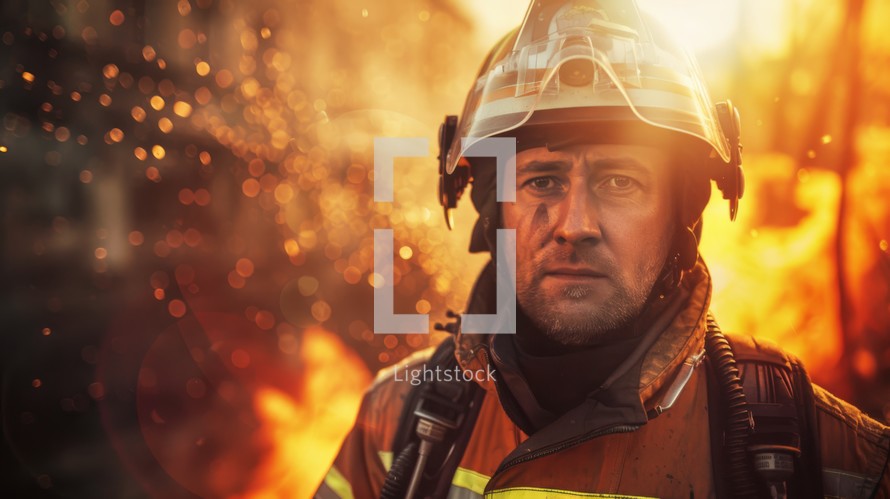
[653,225,700,298]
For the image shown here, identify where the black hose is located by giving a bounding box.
[705,315,758,498]
[380,441,418,499]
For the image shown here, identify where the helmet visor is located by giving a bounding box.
[446,0,730,174]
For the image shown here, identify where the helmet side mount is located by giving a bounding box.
[714,100,745,221]
[437,115,469,229]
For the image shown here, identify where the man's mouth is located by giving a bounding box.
[543,266,608,281]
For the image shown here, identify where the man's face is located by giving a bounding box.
[501,143,676,345]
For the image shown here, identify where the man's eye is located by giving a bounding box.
[524,176,560,192]
[604,175,635,190]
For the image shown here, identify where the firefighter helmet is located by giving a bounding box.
[438,0,743,228]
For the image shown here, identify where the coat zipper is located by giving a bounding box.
[492,423,641,476]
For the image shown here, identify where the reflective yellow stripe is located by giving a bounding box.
[323,466,355,499]
[486,488,655,499]
[378,450,393,473]
[452,467,490,493]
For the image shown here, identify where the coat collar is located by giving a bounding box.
[454,258,712,411]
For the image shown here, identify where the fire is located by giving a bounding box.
[236,328,370,498]
[133,310,369,498]
[702,154,843,380]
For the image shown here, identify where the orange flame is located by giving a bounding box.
[236,328,370,498]
[702,153,843,377]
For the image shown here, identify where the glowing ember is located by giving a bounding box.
[173,101,193,117]
[109,10,125,26]
[150,95,165,111]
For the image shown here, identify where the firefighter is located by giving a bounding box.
[317,0,890,497]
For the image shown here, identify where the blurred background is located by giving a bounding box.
[0,0,888,497]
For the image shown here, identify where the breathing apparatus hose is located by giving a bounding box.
[380,442,418,499]
[705,314,758,498]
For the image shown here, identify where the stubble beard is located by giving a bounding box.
[517,251,667,346]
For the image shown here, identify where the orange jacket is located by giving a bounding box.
[316,265,890,498]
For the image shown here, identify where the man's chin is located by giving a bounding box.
[543,287,611,313]
[531,298,612,330]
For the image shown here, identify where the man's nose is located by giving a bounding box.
[553,186,601,245]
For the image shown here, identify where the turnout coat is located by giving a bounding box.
[317,263,890,498]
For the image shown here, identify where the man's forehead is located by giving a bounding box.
[514,143,670,171]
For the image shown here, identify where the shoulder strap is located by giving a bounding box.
[382,339,484,499]
[711,330,825,498]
